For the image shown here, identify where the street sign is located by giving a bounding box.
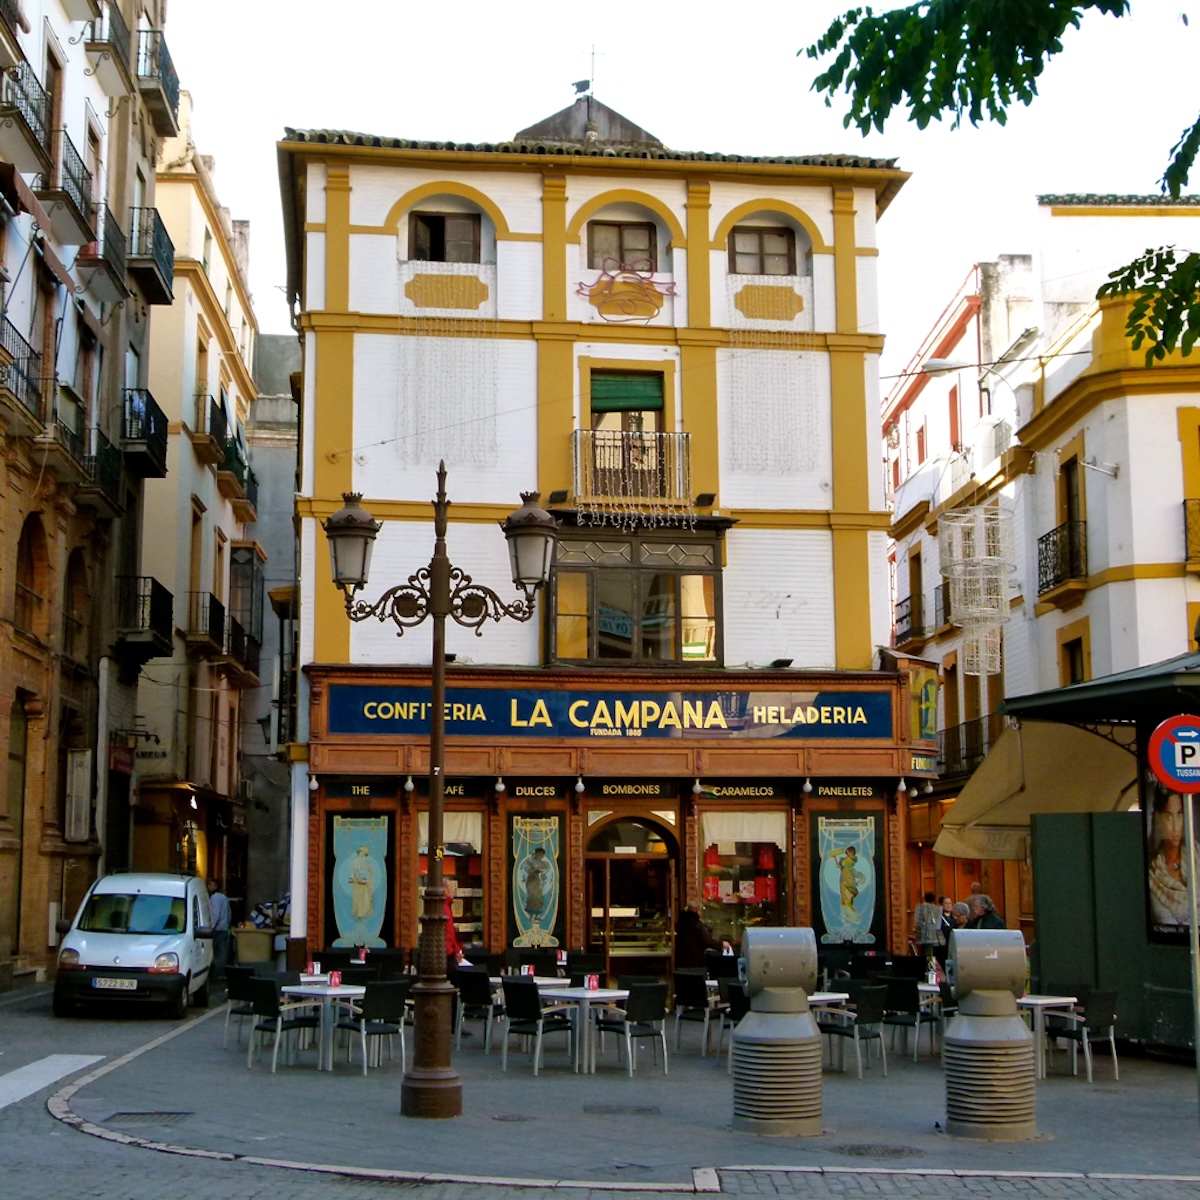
[1148,714,1200,793]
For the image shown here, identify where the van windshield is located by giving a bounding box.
[78,892,187,935]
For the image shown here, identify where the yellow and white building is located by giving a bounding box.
[279,97,935,967]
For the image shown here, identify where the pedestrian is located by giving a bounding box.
[935,895,955,965]
[206,879,230,984]
[912,891,943,959]
[968,894,1005,930]
[674,901,731,969]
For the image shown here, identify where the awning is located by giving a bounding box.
[933,719,1139,861]
[0,162,51,229]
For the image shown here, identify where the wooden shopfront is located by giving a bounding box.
[302,665,936,966]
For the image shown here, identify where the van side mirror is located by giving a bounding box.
[195,925,214,940]
[55,918,71,935]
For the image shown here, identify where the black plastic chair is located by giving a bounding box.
[704,950,740,979]
[594,981,669,1076]
[456,967,502,1052]
[336,980,409,1074]
[222,965,256,1048]
[518,949,559,977]
[245,976,319,1073]
[673,970,723,1057]
[566,951,605,978]
[818,984,888,1078]
[499,977,574,1075]
[881,976,936,1061]
[714,978,752,1073]
[369,949,409,981]
[1050,990,1119,1082]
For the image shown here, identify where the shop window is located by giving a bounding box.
[700,811,788,947]
[588,221,656,270]
[410,212,481,264]
[418,811,484,943]
[550,533,721,664]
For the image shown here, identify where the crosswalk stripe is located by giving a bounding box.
[0,1055,104,1110]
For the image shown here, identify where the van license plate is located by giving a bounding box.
[92,977,136,990]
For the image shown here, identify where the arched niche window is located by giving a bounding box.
[585,203,672,273]
[727,214,812,277]
[62,550,89,662]
[404,195,495,265]
[14,516,48,637]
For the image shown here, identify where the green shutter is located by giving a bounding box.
[590,372,663,413]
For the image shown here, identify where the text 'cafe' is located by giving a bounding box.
[301,663,936,975]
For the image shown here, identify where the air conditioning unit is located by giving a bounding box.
[64,749,94,843]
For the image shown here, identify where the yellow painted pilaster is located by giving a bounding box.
[537,332,574,503]
[541,175,568,322]
[685,180,711,330]
[1177,407,1200,500]
[324,166,351,312]
[832,188,858,335]
[312,168,354,661]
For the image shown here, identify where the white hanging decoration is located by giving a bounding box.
[938,506,1016,676]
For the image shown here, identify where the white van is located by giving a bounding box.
[53,872,214,1018]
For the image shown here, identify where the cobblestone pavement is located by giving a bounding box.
[4,984,1200,1199]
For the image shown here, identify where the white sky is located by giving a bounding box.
[167,1,1199,380]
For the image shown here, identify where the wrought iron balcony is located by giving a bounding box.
[33,382,87,482]
[0,62,52,173]
[0,0,21,69]
[1037,519,1088,595]
[572,428,691,505]
[939,713,1005,780]
[76,204,127,303]
[136,28,179,137]
[114,575,173,672]
[933,581,953,629]
[84,2,133,97]
[121,388,168,477]
[0,317,43,435]
[1186,500,1200,563]
[232,468,258,524]
[186,591,225,658]
[191,393,228,464]
[78,427,125,517]
[37,128,94,244]
[222,615,261,686]
[894,594,925,646]
[216,435,247,499]
[127,206,174,304]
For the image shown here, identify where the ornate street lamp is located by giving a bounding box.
[322,461,557,1118]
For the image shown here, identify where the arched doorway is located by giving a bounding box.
[585,815,678,983]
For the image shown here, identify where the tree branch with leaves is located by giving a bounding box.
[804,1,1200,365]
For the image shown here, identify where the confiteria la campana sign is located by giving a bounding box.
[326,686,892,741]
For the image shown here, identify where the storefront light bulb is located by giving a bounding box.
[923,780,933,795]
[495,777,506,793]
[802,777,813,794]
[574,776,585,794]
[692,778,703,796]
[308,776,319,792]
[898,778,908,795]
[404,774,415,793]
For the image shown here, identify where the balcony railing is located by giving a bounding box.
[121,388,168,476]
[81,427,124,512]
[83,203,126,280]
[1186,500,1200,561]
[0,0,21,37]
[0,317,43,422]
[50,127,94,220]
[136,29,179,136]
[116,575,173,643]
[127,206,174,302]
[186,590,225,652]
[86,2,132,81]
[220,435,247,488]
[933,581,953,629]
[939,713,1005,779]
[245,468,258,513]
[192,392,229,461]
[227,613,246,664]
[894,594,924,645]
[1037,520,1088,594]
[572,428,691,504]
[1,62,52,160]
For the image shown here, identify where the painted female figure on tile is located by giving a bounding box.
[818,816,876,943]
[511,815,560,948]
[331,815,388,948]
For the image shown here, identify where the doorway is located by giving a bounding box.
[585,815,677,983]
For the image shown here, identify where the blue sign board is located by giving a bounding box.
[326,685,893,741]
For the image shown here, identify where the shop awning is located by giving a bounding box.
[933,719,1139,861]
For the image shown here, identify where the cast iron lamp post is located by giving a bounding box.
[322,462,557,1118]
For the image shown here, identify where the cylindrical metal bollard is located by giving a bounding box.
[731,928,823,1137]
[944,930,1036,1141]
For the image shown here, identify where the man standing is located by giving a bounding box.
[675,901,731,969]
[206,879,231,985]
[968,894,1006,930]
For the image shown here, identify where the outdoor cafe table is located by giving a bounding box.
[281,982,366,1071]
[1017,993,1078,1079]
[537,984,629,1073]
